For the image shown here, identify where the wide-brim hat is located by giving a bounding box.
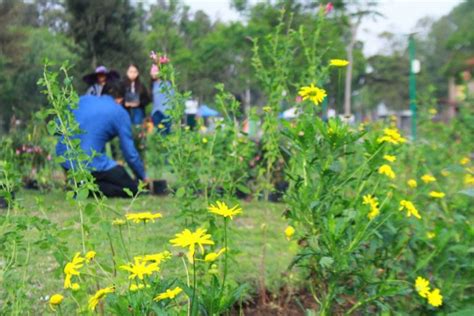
[82,66,120,85]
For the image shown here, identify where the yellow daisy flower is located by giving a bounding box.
[383,155,396,162]
[130,284,150,292]
[298,84,327,106]
[88,286,115,311]
[460,157,470,165]
[329,59,349,67]
[64,252,85,289]
[363,194,380,220]
[399,200,421,219]
[204,248,227,262]
[208,201,242,219]
[427,288,443,307]
[284,226,295,240]
[153,287,183,301]
[415,277,430,298]
[126,212,163,224]
[421,174,436,184]
[378,164,396,179]
[377,128,406,145]
[407,179,417,188]
[112,219,126,226]
[120,258,160,280]
[429,191,445,199]
[134,251,172,264]
[49,294,63,310]
[85,251,96,263]
[465,174,474,185]
[170,228,214,262]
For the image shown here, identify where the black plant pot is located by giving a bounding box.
[24,178,40,190]
[235,188,250,200]
[0,192,15,209]
[268,181,289,202]
[0,197,7,209]
[152,180,168,195]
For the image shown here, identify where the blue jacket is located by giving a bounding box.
[56,95,146,180]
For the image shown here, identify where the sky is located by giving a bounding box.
[182,0,463,56]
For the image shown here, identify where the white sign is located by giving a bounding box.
[411,59,421,74]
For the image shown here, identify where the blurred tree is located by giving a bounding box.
[65,0,143,77]
[0,0,27,129]
[327,0,380,117]
[15,28,78,112]
[412,0,473,100]
[230,0,248,13]
[364,52,409,111]
[444,0,474,76]
[28,0,67,32]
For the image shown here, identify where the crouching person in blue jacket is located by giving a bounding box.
[56,80,148,198]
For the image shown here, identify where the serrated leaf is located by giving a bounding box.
[319,256,334,268]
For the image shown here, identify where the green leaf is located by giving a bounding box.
[175,187,185,198]
[76,188,89,200]
[46,120,57,135]
[123,188,133,197]
[236,184,251,194]
[84,203,96,216]
[448,308,474,316]
[319,256,334,268]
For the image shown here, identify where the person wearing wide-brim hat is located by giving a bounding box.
[83,65,120,96]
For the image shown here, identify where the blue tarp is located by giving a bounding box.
[198,105,220,117]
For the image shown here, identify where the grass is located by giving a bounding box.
[8,189,296,313]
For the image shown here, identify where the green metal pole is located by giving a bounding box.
[409,35,417,140]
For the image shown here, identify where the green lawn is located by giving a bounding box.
[11,190,296,313]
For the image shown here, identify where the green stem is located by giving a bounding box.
[191,254,197,316]
[79,208,86,253]
[320,281,335,316]
[181,257,191,316]
[118,227,131,262]
[220,218,229,298]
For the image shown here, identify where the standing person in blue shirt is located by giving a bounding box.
[123,64,150,125]
[56,80,148,197]
[150,54,174,135]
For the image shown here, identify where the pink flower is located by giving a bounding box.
[16,149,20,155]
[325,2,334,14]
[296,95,303,103]
[150,64,159,78]
[47,154,52,161]
[159,55,170,64]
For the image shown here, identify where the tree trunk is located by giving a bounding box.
[344,19,361,118]
[244,80,251,116]
[91,54,97,69]
[447,76,456,121]
[344,43,354,117]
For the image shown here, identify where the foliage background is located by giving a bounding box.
[1,0,472,131]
